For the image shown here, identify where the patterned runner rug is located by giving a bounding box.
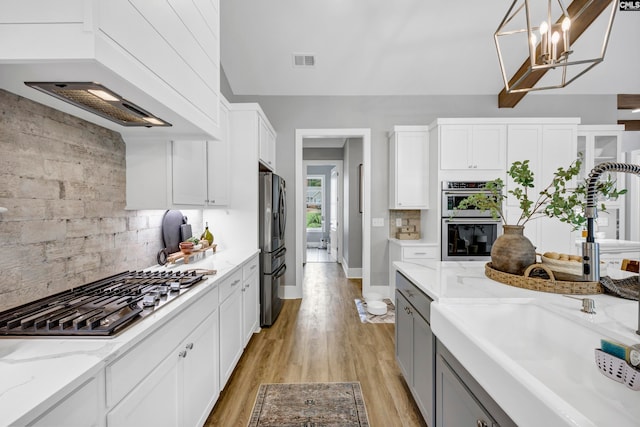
[354,298,395,323]
[248,382,370,427]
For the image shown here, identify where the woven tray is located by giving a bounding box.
[485,262,604,295]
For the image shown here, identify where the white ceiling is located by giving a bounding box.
[220,1,640,98]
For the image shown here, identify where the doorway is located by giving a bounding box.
[292,128,372,300]
[304,160,343,264]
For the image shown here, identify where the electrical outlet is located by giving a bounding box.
[395,218,403,227]
[372,218,384,227]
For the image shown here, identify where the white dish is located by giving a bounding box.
[367,300,387,315]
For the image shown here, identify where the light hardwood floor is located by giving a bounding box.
[205,262,426,426]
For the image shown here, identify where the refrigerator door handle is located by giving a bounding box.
[279,180,287,240]
[274,264,287,279]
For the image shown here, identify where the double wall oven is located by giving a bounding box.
[441,181,502,261]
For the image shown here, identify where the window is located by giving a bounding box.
[306,176,324,231]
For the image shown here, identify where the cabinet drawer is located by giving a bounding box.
[396,271,432,322]
[106,284,218,407]
[219,268,243,303]
[242,255,259,279]
[402,246,437,260]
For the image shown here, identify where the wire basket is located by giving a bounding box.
[594,349,640,391]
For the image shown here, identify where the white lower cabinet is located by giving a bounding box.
[29,375,103,427]
[181,313,219,427]
[107,352,180,427]
[242,255,260,346]
[219,269,244,389]
[106,284,220,427]
[388,240,438,296]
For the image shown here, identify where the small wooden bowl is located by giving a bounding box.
[179,242,194,254]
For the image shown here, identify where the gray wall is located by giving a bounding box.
[0,89,201,311]
[222,76,620,285]
[343,138,363,269]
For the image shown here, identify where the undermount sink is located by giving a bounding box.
[432,299,640,427]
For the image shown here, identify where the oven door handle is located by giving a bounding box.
[443,218,500,224]
[443,191,489,197]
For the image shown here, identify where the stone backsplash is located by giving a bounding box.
[0,89,200,311]
[389,210,421,239]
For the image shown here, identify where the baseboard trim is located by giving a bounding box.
[341,259,363,279]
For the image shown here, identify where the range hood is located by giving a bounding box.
[25,82,171,128]
[0,1,221,140]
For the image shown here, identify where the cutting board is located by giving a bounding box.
[162,210,186,254]
[180,224,192,242]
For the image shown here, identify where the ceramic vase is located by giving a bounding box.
[490,225,536,275]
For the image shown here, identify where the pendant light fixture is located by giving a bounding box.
[495,0,617,94]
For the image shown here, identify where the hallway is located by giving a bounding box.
[305,247,334,263]
[205,262,425,426]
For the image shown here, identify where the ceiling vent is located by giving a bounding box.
[24,82,171,128]
[292,54,316,68]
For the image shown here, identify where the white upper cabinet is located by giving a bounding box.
[259,115,277,171]
[206,99,231,206]
[388,126,429,209]
[172,140,208,205]
[577,125,625,208]
[439,124,506,171]
[506,122,578,253]
[0,0,221,139]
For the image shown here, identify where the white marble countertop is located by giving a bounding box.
[388,238,438,246]
[394,260,640,427]
[0,248,258,426]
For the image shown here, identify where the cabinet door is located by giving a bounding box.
[259,117,275,170]
[395,292,414,382]
[440,125,472,170]
[242,270,260,346]
[436,355,495,427]
[506,125,542,208]
[393,131,429,208]
[472,125,506,170]
[108,353,180,427]
[30,377,101,427]
[413,313,434,426]
[219,287,243,388]
[539,125,577,254]
[182,312,219,427]
[172,140,207,205]
[206,102,230,206]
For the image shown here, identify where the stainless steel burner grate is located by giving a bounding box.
[0,271,205,337]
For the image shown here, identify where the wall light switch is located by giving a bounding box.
[372,218,384,227]
[395,218,403,227]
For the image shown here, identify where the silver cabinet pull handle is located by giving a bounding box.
[186,343,194,350]
[231,279,240,287]
[179,350,187,358]
[476,420,488,427]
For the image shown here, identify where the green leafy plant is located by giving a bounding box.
[306,211,322,228]
[456,156,626,230]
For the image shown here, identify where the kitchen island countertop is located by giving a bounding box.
[394,260,640,427]
[0,247,258,426]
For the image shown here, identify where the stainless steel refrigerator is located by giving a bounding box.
[259,172,286,326]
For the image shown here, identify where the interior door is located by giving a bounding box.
[329,167,338,262]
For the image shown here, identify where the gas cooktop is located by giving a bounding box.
[0,270,205,337]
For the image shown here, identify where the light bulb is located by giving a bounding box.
[551,31,560,44]
[539,21,548,36]
[562,16,571,31]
